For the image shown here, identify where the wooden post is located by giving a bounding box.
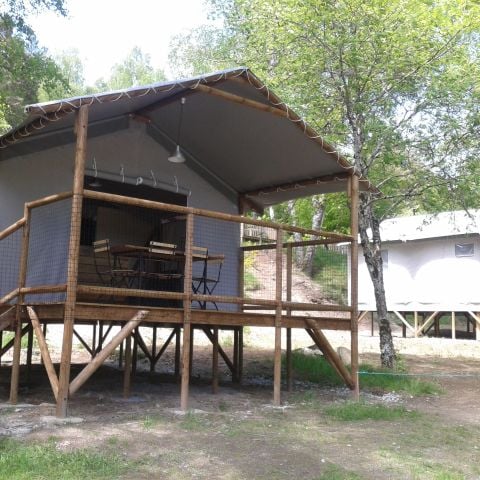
[273,228,283,406]
[451,311,456,340]
[69,311,147,395]
[27,307,58,400]
[92,322,97,360]
[233,328,239,383]
[180,213,194,411]
[189,328,194,379]
[56,105,89,418]
[238,327,243,384]
[212,327,219,394]
[174,327,181,380]
[349,174,360,400]
[151,326,157,373]
[9,204,31,404]
[132,328,138,374]
[286,243,293,392]
[26,324,34,384]
[123,334,132,398]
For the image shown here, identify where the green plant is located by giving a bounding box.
[0,438,135,479]
[312,247,348,305]
[324,401,419,421]
[244,270,261,291]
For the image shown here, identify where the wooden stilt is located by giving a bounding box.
[349,174,360,400]
[151,326,157,373]
[123,334,132,398]
[238,327,243,384]
[202,328,235,373]
[180,213,193,411]
[69,311,147,395]
[56,105,89,418]
[233,328,239,383]
[174,327,181,381]
[27,307,58,400]
[92,322,97,359]
[212,327,219,394]
[273,228,283,406]
[10,204,31,404]
[26,324,33,384]
[132,328,138,374]
[286,243,293,392]
[118,339,123,368]
[188,327,194,380]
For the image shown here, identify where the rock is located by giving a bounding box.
[337,346,351,365]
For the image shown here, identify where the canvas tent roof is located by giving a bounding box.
[0,67,373,208]
[377,210,480,243]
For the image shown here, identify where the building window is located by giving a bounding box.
[455,243,474,257]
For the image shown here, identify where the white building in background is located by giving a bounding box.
[358,210,480,339]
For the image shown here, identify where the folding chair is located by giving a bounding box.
[191,246,224,310]
[92,239,138,288]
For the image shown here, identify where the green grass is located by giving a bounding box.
[316,464,363,479]
[312,247,348,305]
[0,438,135,480]
[290,352,442,395]
[244,270,261,291]
[324,401,419,421]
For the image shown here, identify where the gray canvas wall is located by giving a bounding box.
[0,122,239,305]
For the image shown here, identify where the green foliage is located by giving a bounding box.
[324,401,419,422]
[290,352,441,395]
[95,46,166,91]
[0,0,68,132]
[0,437,133,479]
[244,270,261,291]
[312,246,348,304]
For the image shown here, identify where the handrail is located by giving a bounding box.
[0,288,19,305]
[26,191,73,209]
[242,238,349,251]
[0,218,25,240]
[83,189,352,241]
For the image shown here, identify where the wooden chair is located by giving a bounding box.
[191,246,224,310]
[92,239,138,288]
[147,242,183,280]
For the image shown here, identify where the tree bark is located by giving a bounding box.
[358,192,395,368]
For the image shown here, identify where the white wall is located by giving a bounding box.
[358,236,480,311]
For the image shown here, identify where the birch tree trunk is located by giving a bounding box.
[358,192,395,368]
[303,195,325,277]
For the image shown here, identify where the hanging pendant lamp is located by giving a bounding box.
[168,97,187,163]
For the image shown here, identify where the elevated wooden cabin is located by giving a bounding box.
[0,68,372,417]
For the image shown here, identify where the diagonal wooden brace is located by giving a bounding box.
[69,310,149,396]
[305,318,354,389]
[27,307,59,400]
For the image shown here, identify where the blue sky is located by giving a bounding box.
[29,0,212,84]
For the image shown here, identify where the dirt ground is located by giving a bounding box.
[1,326,479,479]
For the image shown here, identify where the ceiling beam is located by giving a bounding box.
[192,84,289,119]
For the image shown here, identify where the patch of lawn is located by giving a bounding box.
[324,401,419,421]
[359,364,442,395]
[0,438,135,480]
[290,352,442,395]
[316,464,363,479]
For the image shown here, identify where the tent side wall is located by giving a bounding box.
[358,236,480,312]
[0,122,240,303]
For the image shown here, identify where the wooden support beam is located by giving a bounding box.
[349,174,360,399]
[174,327,181,380]
[0,289,19,306]
[26,324,33,384]
[286,243,293,392]
[180,213,194,411]
[273,228,283,406]
[27,307,59,400]
[202,327,235,373]
[0,325,29,357]
[73,328,93,356]
[392,311,415,333]
[153,328,176,365]
[56,105,89,417]
[357,311,369,324]
[10,204,31,404]
[305,319,354,389]
[123,334,132,398]
[415,311,439,337]
[212,327,219,394]
[69,310,148,395]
